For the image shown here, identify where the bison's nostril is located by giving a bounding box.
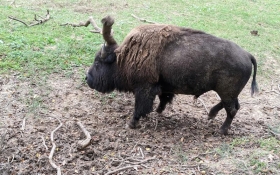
[85,76,88,80]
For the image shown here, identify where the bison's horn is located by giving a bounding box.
[101,16,117,46]
[101,43,107,59]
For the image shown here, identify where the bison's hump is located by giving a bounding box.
[115,24,196,83]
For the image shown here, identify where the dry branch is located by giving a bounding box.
[49,117,63,175]
[8,10,51,27]
[8,16,28,26]
[215,93,221,100]
[154,118,158,131]
[41,136,48,151]
[76,121,91,149]
[105,165,139,175]
[131,14,157,24]
[106,155,156,175]
[138,147,145,158]
[265,90,280,95]
[61,16,102,33]
[0,129,7,153]
[21,117,26,131]
[197,98,209,114]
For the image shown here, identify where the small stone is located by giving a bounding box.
[200,170,206,175]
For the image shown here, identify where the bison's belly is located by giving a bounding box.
[159,74,214,95]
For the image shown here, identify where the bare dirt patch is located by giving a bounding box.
[0,71,279,175]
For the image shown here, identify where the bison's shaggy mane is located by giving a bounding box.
[115,24,205,83]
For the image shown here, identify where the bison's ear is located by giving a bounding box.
[103,52,116,64]
[101,16,117,46]
[100,43,117,64]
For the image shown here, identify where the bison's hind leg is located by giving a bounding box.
[156,93,175,113]
[208,101,224,120]
[220,98,240,135]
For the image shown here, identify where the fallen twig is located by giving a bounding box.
[8,16,28,26]
[269,130,280,140]
[21,117,26,131]
[8,154,14,163]
[197,98,209,114]
[61,16,102,33]
[105,165,139,175]
[125,157,156,164]
[130,142,139,154]
[76,121,91,149]
[172,164,200,168]
[215,93,221,100]
[131,14,157,24]
[41,136,48,151]
[0,129,7,153]
[138,147,145,158]
[107,153,156,174]
[154,118,158,131]
[9,10,51,27]
[264,90,280,95]
[49,117,63,175]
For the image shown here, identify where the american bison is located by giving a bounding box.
[86,16,258,135]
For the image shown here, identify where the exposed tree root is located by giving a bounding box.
[76,121,91,149]
[49,117,63,175]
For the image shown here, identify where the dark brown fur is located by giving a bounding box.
[115,25,205,83]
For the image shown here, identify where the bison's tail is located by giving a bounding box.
[250,55,259,97]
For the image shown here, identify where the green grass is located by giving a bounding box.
[258,137,280,153]
[230,136,280,173]
[0,0,279,77]
[215,142,233,158]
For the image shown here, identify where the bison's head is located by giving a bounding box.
[86,16,118,93]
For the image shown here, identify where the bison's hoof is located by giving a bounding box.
[127,120,141,129]
[207,113,216,120]
[156,107,163,114]
[219,128,229,135]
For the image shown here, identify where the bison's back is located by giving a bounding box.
[115,25,204,84]
[158,32,253,99]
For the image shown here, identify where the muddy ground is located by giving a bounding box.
[0,69,279,175]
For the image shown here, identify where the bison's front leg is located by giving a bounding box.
[128,86,157,129]
[156,93,174,113]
